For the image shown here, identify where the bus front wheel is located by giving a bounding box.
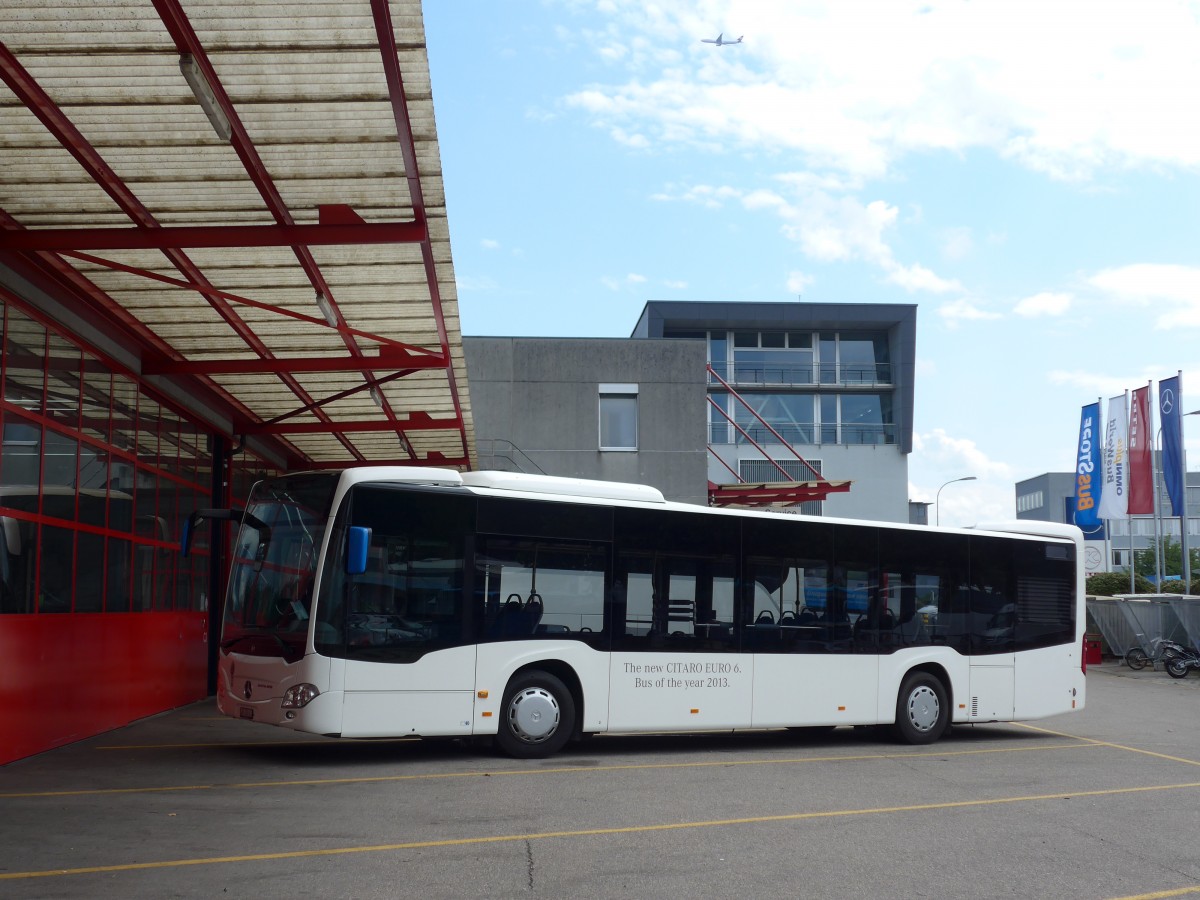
[893,671,949,745]
[496,670,576,759]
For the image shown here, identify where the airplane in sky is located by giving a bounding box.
[701,33,743,46]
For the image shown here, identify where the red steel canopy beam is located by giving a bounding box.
[144,351,445,376]
[60,250,438,358]
[248,413,461,435]
[708,481,852,508]
[371,0,470,463]
[0,217,426,252]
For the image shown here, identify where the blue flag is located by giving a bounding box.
[1074,402,1102,529]
[1160,375,1184,516]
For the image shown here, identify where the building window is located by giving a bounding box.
[1017,490,1044,513]
[599,384,638,451]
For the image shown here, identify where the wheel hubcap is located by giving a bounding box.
[508,687,560,744]
[907,685,940,732]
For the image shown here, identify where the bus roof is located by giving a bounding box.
[328,466,1080,545]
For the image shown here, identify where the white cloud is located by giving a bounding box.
[909,429,1015,524]
[1014,291,1073,317]
[917,428,1013,480]
[455,274,500,293]
[786,270,814,295]
[936,299,1002,327]
[1047,368,1159,399]
[481,239,500,250]
[940,227,973,261]
[663,279,688,290]
[600,273,647,291]
[657,177,961,294]
[562,0,1200,182]
[884,262,962,294]
[1089,264,1200,328]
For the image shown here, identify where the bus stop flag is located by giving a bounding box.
[1128,385,1153,515]
[1160,374,1185,516]
[1075,401,1102,529]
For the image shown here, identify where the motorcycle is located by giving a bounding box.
[1163,641,1200,679]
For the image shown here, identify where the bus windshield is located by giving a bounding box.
[221,473,339,661]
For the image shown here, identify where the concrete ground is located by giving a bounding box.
[2,660,1198,900]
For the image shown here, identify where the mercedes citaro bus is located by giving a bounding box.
[189,467,1086,758]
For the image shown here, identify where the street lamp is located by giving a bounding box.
[936,476,977,526]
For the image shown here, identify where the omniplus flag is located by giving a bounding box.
[1074,402,1102,529]
[1128,385,1153,515]
[1098,393,1128,520]
[1160,374,1185,516]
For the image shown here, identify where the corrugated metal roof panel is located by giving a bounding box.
[0,0,474,470]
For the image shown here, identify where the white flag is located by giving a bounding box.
[1098,393,1128,520]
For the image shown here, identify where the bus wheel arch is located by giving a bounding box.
[892,664,951,745]
[495,662,581,759]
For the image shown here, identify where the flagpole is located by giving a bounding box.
[1179,371,1190,592]
[1099,395,1111,576]
[1154,426,1163,589]
[1126,390,1135,594]
[1149,380,1163,591]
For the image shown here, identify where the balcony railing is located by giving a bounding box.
[708,362,892,387]
[709,423,896,446]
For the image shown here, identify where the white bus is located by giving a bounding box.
[199,467,1086,758]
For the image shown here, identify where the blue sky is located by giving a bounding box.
[424,0,1200,526]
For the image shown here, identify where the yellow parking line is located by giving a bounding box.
[0,740,1097,799]
[4,779,1200,881]
[1013,723,1200,767]
[1107,887,1200,899]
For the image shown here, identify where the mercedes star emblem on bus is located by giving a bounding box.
[244,681,253,700]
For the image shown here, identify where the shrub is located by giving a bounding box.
[1086,572,1155,596]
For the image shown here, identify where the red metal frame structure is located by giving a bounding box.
[706,364,851,508]
[0,0,476,764]
[0,0,474,472]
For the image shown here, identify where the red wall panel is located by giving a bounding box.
[0,612,208,764]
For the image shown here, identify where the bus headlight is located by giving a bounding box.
[281,684,320,709]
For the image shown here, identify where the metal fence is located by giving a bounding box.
[1087,594,1194,661]
[1163,596,1200,650]
[1087,596,1140,658]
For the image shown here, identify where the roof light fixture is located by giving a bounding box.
[314,291,338,327]
[369,386,384,408]
[179,53,232,141]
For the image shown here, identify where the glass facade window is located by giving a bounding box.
[726,331,815,386]
[701,327,897,448]
[0,299,220,616]
[708,390,895,446]
[839,394,894,445]
[816,331,891,385]
[734,394,815,444]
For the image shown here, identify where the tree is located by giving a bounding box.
[1132,535,1200,581]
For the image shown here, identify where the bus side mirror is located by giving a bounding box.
[346,526,371,575]
[180,508,267,558]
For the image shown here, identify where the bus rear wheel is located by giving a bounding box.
[496,670,576,759]
[893,671,949,745]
